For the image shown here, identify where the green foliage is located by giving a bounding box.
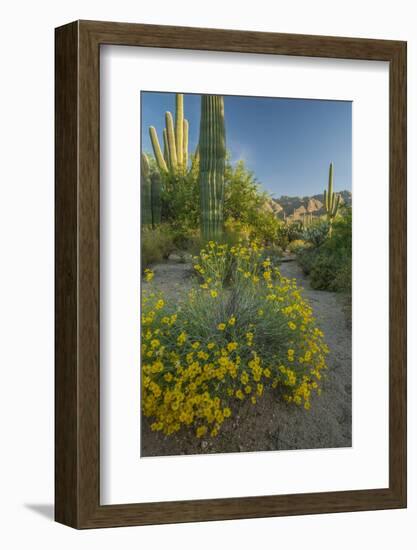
[224,160,265,220]
[199,95,226,240]
[287,239,307,254]
[297,208,351,292]
[275,221,303,250]
[302,220,330,248]
[160,155,200,237]
[141,225,176,267]
[223,160,282,245]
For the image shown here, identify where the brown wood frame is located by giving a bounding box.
[55,20,407,529]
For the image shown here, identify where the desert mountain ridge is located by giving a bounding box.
[268,190,352,219]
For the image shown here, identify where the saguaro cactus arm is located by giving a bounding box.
[148,93,191,178]
[183,119,189,172]
[175,94,184,170]
[149,126,168,174]
[165,111,178,173]
[163,128,170,166]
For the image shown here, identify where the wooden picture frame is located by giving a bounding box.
[55,20,407,529]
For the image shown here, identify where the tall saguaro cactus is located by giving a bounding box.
[141,153,162,227]
[323,162,340,232]
[150,172,162,225]
[149,93,190,176]
[199,95,226,241]
[141,153,153,226]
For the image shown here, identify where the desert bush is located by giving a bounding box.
[141,241,329,438]
[287,239,307,254]
[297,209,351,293]
[159,157,200,239]
[302,220,330,248]
[276,221,304,250]
[247,211,281,245]
[223,160,282,245]
[141,225,176,268]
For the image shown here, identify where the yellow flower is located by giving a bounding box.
[144,269,154,282]
[223,407,231,418]
[228,316,236,326]
[288,321,297,330]
[177,332,187,345]
[227,342,238,352]
[217,323,226,331]
[263,270,272,281]
[210,290,218,298]
[235,389,244,400]
[207,342,215,349]
[196,426,207,438]
[155,299,164,310]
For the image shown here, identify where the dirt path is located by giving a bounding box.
[148,255,194,302]
[141,257,352,456]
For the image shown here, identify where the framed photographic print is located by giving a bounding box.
[55,20,407,528]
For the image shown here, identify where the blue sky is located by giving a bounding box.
[141,92,352,198]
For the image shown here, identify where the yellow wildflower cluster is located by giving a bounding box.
[142,241,329,438]
[143,268,154,282]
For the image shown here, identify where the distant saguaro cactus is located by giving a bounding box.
[302,212,313,229]
[141,153,153,226]
[149,94,190,176]
[323,162,340,232]
[199,95,226,241]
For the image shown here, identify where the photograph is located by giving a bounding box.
[140,91,352,457]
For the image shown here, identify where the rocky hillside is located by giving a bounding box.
[272,190,351,219]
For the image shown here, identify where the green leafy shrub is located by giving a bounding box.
[297,209,351,293]
[276,221,304,250]
[287,239,307,254]
[142,225,176,267]
[302,220,330,248]
[224,160,282,245]
[159,155,200,238]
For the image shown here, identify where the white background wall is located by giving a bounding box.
[0,0,415,547]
